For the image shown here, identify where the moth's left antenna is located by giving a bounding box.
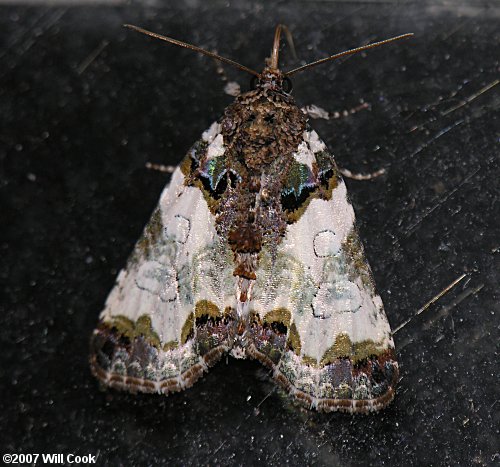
[123,24,260,77]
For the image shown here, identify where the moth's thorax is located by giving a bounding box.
[222,89,305,169]
[183,86,343,282]
[217,89,308,264]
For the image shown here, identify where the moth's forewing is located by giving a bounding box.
[91,131,237,393]
[246,128,397,412]
[91,94,397,413]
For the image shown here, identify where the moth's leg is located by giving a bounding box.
[339,167,386,180]
[208,55,242,97]
[302,102,386,181]
[301,102,370,120]
[145,162,176,173]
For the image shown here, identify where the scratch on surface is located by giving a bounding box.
[440,19,470,41]
[255,387,277,409]
[404,119,464,161]
[215,385,277,457]
[404,166,480,237]
[441,79,500,116]
[393,273,467,334]
[212,440,227,456]
[423,283,484,330]
[319,5,367,32]
[313,0,411,3]
[407,86,467,132]
[0,9,67,77]
[77,40,109,75]
[408,76,498,133]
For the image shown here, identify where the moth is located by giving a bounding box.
[90,25,412,413]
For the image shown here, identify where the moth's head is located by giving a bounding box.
[251,68,293,94]
[247,25,294,94]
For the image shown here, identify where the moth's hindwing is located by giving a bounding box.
[90,130,238,393]
[247,129,398,413]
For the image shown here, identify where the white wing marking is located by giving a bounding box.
[206,133,225,160]
[100,167,235,346]
[202,121,221,143]
[304,129,327,153]
[293,141,316,171]
[253,180,393,363]
[291,130,327,170]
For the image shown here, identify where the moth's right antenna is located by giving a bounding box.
[286,33,413,76]
[124,24,260,77]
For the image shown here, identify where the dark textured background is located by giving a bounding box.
[1,1,499,465]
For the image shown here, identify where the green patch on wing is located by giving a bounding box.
[341,228,376,292]
[287,322,302,356]
[315,150,336,174]
[283,161,313,199]
[106,314,161,349]
[204,155,227,191]
[135,208,163,260]
[319,333,387,366]
[284,164,340,223]
[263,307,292,326]
[180,299,222,344]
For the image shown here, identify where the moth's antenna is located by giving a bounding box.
[285,33,413,76]
[270,24,297,70]
[124,24,260,77]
